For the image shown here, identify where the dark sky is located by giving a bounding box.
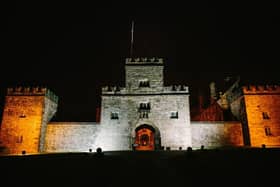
[1,2,279,121]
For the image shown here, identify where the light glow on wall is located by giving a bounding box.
[134,127,154,151]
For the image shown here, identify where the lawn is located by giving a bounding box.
[1,148,279,186]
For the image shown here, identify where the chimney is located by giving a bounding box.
[209,81,217,103]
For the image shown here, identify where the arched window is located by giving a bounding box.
[139,79,150,87]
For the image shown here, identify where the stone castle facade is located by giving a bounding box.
[0,57,280,154]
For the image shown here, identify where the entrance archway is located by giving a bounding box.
[134,124,157,151]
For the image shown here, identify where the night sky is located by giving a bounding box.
[1,2,279,121]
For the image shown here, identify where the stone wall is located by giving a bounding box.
[191,121,243,149]
[97,57,192,151]
[125,58,164,92]
[0,95,44,154]
[39,96,58,152]
[45,122,100,152]
[0,87,58,154]
[125,66,164,92]
[99,93,191,150]
[243,85,280,147]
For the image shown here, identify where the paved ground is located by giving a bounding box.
[1,148,280,186]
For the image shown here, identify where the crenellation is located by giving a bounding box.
[7,86,46,95]
[6,86,58,103]
[102,86,125,94]
[2,55,280,154]
[24,87,30,92]
[150,57,156,62]
[169,85,189,92]
[141,57,147,62]
[243,85,280,94]
[125,57,164,64]
[0,85,58,154]
[242,84,280,147]
[101,85,189,95]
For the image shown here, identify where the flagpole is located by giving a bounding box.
[130,21,134,58]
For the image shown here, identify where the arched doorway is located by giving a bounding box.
[134,124,157,151]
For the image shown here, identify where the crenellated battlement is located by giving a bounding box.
[102,86,124,93]
[167,85,189,93]
[7,86,59,102]
[101,85,189,95]
[125,57,163,65]
[242,85,280,94]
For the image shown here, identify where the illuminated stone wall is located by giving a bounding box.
[98,94,191,150]
[45,122,100,152]
[125,57,164,92]
[191,121,243,149]
[99,58,192,151]
[4,59,280,154]
[243,85,280,147]
[229,97,242,120]
[39,97,59,152]
[0,87,58,154]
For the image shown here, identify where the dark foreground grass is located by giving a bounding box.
[1,148,280,186]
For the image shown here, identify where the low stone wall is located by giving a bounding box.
[44,122,101,152]
[191,121,243,149]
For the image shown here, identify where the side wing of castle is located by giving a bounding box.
[1,57,280,154]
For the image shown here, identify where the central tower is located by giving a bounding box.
[98,57,192,151]
[125,57,164,91]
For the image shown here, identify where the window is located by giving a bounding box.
[139,102,150,118]
[139,111,149,119]
[139,103,151,111]
[139,79,150,87]
[110,112,119,120]
[265,127,272,136]
[170,111,178,119]
[19,114,26,118]
[262,112,270,119]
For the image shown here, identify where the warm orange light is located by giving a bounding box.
[134,127,154,151]
[243,86,280,147]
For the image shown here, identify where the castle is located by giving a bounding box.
[1,57,280,154]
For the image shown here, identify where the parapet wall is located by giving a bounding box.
[125,57,163,65]
[101,85,189,95]
[243,85,280,94]
[7,86,58,103]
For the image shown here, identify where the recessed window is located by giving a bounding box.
[262,112,270,119]
[110,112,119,120]
[265,127,272,136]
[139,111,149,119]
[170,111,178,119]
[19,114,26,118]
[139,102,151,111]
[139,79,150,87]
[138,102,150,118]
